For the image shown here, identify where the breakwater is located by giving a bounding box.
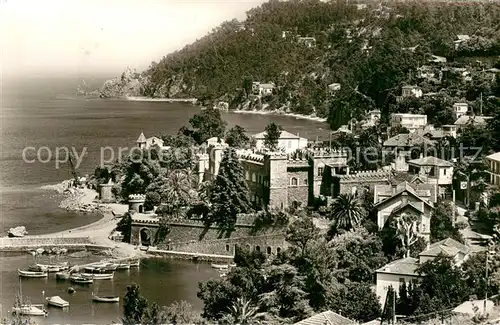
[0,236,110,252]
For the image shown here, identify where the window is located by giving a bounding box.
[317,167,324,176]
[399,277,405,285]
[252,173,256,182]
[245,171,250,180]
[267,247,272,254]
[225,244,230,252]
[303,178,308,186]
[276,247,281,254]
[291,177,298,186]
[255,246,261,252]
[443,168,447,176]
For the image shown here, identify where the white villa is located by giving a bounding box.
[407,156,454,194]
[252,130,308,153]
[486,152,500,187]
[136,132,169,150]
[390,113,428,132]
[453,102,468,119]
[376,238,471,307]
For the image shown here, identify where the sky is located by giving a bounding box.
[1,0,266,78]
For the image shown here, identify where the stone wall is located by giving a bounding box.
[166,233,287,256]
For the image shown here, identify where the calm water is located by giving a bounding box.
[0,253,217,324]
[0,76,329,323]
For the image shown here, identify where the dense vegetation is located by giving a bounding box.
[133,0,500,129]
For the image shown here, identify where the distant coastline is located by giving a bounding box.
[231,109,328,123]
[125,96,197,103]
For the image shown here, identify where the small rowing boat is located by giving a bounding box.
[12,304,48,316]
[70,274,93,284]
[46,296,69,308]
[211,264,229,270]
[116,263,130,270]
[82,272,114,280]
[18,269,48,278]
[129,260,140,267]
[92,293,119,303]
[55,272,70,280]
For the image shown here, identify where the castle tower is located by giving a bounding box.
[208,143,225,180]
[196,153,209,183]
[264,152,289,209]
[128,194,146,213]
[98,179,115,203]
[136,132,147,149]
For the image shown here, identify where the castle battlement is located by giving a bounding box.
[128,194,146,201]
[236,149,265,163]
[337,170,391,181]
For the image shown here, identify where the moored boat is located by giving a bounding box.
[18,269,48,278]
[46,296,69,308]
[211,264,229,270]
[82,272,114,280]
[129,260,140,267]
[70,274,93,284]
[91,293,119,303]
[116,263,130,270]
[12,305,48,316]
[56,272,70,280]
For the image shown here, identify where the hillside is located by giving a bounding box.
[98,0,500,129]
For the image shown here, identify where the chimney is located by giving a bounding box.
[402,191,408,204]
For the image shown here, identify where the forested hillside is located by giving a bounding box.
[101,0,500,129]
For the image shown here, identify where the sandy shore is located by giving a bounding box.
[125,96,197,103]
[40,181,143,259]
[232,109,328,123]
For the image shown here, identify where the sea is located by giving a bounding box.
[0,75,330,324]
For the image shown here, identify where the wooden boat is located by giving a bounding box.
[29,262,69,273]
[211,264,229,270]
[18,269,48,278]
[56,271,70,280]
[116,263,130,270]
[12,305,48,316]
[70,274,93,284]
[129,260,140,267]
[92,293,119,303]
[82,272,113,280]
[46,296,69,308]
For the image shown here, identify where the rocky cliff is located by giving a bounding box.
[98,67,147,98]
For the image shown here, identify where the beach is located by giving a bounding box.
[232,109,328,122]
[37,181,143,259]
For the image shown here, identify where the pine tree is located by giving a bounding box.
[208,148,251,230]
[264,122,282,151]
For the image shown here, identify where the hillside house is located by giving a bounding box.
[390,113,427,132]
[328,83,341,96]
[373,181,437,237]
[362,109,381,128]
[376,238,471,307]
[416,65,436,80]
[454,34,470,50]
[442,125,458,138]
[253,130,308,154]
[429,55,447,64]
[282,30,293,39]
[252,82,275,96]
[136,132,168,150]
[486,152,500,187]
[383,133,435,172]
[407,156,454,196]
[414,127,445,141]
[401,85,423,98]
[293,310,355,325]
[454,115,493,130]
[297,37,316,48]
[453,102,468,119]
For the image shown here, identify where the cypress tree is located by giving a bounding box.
[209,148,251,229]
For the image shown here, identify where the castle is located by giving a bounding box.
[196,141,350,209]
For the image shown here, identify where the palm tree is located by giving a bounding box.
[157,169,196,220]
[228,297,261,324]
[328,193,364,233]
